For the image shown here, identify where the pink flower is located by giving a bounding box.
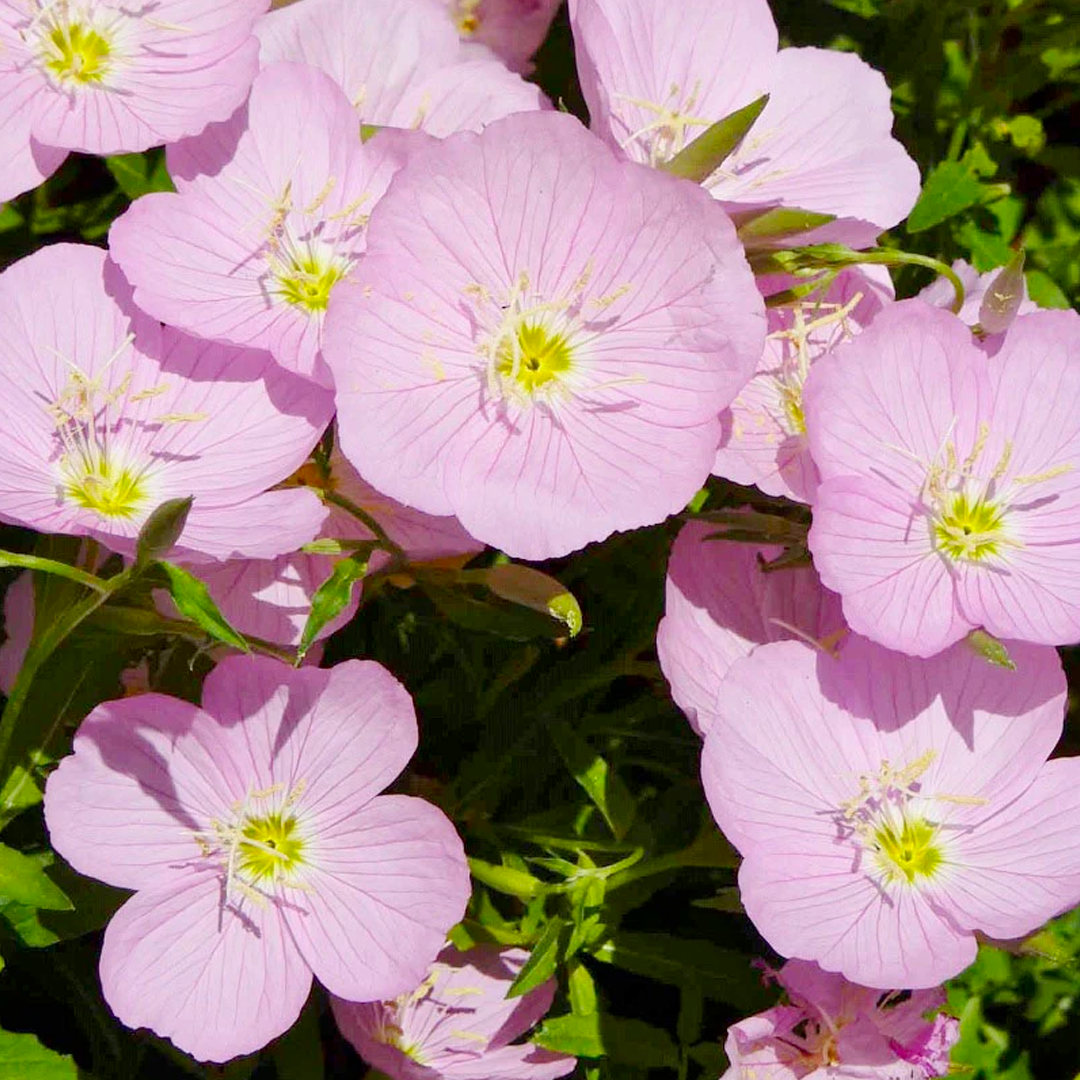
[569,0,919,242]
[0,0,266,160]
[0,76,66,201]
[0,244,332,561]
[110,62,411,384]
[805,300,1080,655]
[447,0,562,72]
[332,944,576,1080]
[919,258,1037,329]
[324,111,765,560]
[702,633,1080,989]
[714,267,893,503]
[724,959,959,1079]
[257,0,549,135]
[44,654,471,1063]
[194,445,483,646]
[656,519,844,736]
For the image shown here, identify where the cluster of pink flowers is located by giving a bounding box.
[1,0,1074,1073]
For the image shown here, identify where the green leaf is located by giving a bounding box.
[907,160,987,233]
[158,562,249,652]
[479,565,583,638]
[659,94,769,182]
[421,576,572,640]
[532,1013,605,1058]
[0,844,70,910]
[1026,269,1071,310]
[0,1030,78,1079]
[105,149,176,198]
[0,204,24,233]
[134,496,193,567]
[548,720,635,840]
[591,932,772,1008]
[507,916,566,998]
[297,554,370,660]
[568,959,598,1017]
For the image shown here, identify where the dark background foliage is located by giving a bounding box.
[0,1,1078,1077]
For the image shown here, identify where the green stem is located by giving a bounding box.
[856,250,967,314]
[321,489,407,564]
[0,549,109,592]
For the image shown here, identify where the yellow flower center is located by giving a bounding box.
[239,812,305,883]
[872,817,943,884]
[276,254,347,313]
[496,322,573,393]
[65,460,146,518]
[43,21,112,85]
[933,491,1006,562]
[453,0,482,35]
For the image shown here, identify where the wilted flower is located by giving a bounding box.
[45,655,471,1062]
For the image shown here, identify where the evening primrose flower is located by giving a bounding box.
[44,655,471,1063]
[805,300,1080,655]
[0,0,266,197]
[656,519,844,735]
[332,945,576,1080]
[0,244,332,561]
[722,960,959,1080]
[324,111,765,559]
[256,0,548,134]
[569,0,920,242]
[702,634,1080,988]
[445,0,562,72]
[713,267,892,503]
[110,62,412,384]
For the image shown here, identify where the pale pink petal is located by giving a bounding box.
[44,695,249,890]
[809,476,972,656]
[172,488,329,565]
[941,758,1080,940]
[283,795,470,1000]
[570,0,776,168]
[256,0,548,133]
[657,519,843,734]
[710,48,919,230]
[0,71,66,200]
[100,870,311,1063]
[453,0,562,72]
[737,853,974,990]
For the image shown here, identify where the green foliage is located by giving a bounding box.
[0,1029,78,1079]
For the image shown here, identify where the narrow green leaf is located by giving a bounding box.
[159,562,249,652]
[736,206,836,243]
[659,94,769,182]
[549,720,636,840]
[0,550,106,592]
[467,857,544,900]
[135,496,193,567]
[0,844,70,910]
[568,959,598,1017]
[0,1029,78,1079]
[906,160,986,233]
[296,554,370,661]
[507,916,567,998]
